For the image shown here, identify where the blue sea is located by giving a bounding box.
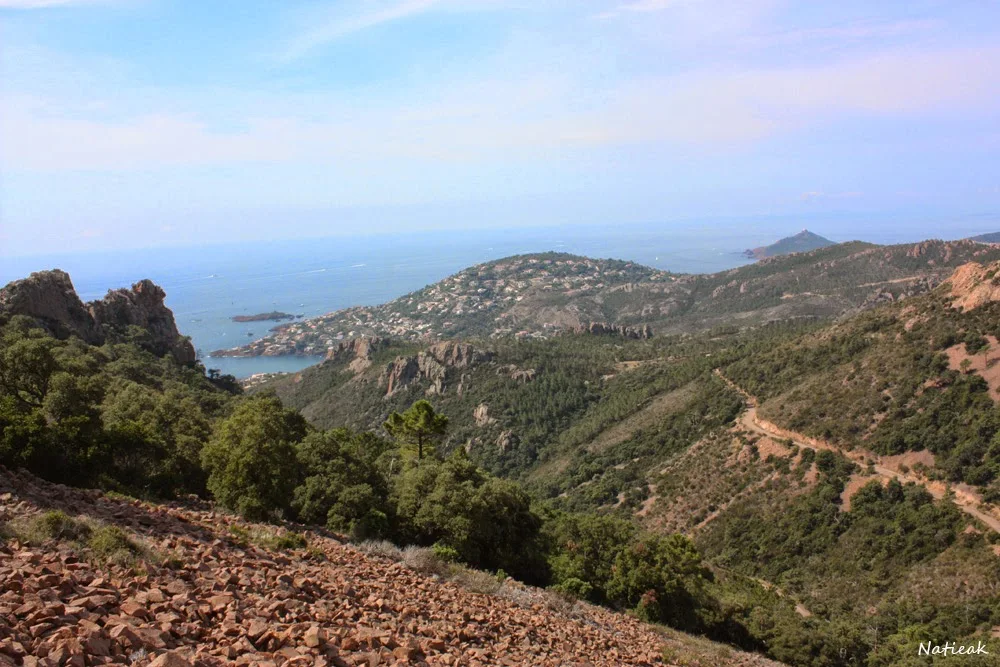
[1,218,993,377]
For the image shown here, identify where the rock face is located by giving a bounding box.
[949,261,1000,311]
[325,337,384,374]
[0,270,101,343]
[380,342,493,397]
[0,270,195,365]
[381,356,421,396]
[574,322,653,340]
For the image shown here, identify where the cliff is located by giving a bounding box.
[0,270,195,365]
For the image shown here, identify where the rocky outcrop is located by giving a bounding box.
[473,403,496,427]
[380,356,420,396]
[325,337,384,374]
[425,341,492,368]
[495,430,518,453]
[574,322,653,340]
[498,365,537,383]
[89,280,196,364]
[0,270,101,343]
[380,342,492,397]
[948,261,1000,311]
[0,270,195,365]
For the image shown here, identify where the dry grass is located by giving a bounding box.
[355,539,403,561]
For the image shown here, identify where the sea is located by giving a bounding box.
[1,217,994,378]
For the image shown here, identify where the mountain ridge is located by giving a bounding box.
[214,239,1000,359]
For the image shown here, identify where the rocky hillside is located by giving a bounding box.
[742,230,834,259]
[0,270,194,364]
[947,260,1000,311]
[720,259,1000,495]
[215,240,1000,359]
[0,467,780,667]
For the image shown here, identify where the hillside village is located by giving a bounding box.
[213,255,672,357]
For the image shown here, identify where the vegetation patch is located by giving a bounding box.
[227,524,308,552]
[87,525,146,567]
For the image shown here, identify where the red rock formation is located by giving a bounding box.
[0,271,195,365]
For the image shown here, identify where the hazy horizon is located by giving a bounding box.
[2,1,999,256]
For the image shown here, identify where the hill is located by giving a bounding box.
[0,467,782,667]
[742,230,835,259]
[214,239,1000,358]
[969,232,1000,243]
[720,259,1000,494]
[259,260,1000,665]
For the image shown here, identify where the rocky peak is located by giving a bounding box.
[0,269,100,343]
[0,270,195,365]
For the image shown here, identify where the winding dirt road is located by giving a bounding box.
[714,370,1000,533]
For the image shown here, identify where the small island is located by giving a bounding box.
[231,311,297,323]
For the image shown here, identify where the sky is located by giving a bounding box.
[1,0,999,257]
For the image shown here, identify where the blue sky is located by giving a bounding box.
[1,0,999,256]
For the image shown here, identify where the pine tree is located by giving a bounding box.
[383,400,449,461]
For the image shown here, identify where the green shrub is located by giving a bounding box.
[606,533,712,631]
[270,531,307,551]
[432,542,461,563]
[228,524,306,551]
[293,428,393,539]
[551,577,593,600]
[201,394,307,520]
[88,525,143,566]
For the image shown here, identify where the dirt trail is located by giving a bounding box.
[714,370,1000,534]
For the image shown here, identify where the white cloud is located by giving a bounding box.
[595,0,697,20]
[280,0,444,61]
[4,45,999,171]
[742,18,939,48]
